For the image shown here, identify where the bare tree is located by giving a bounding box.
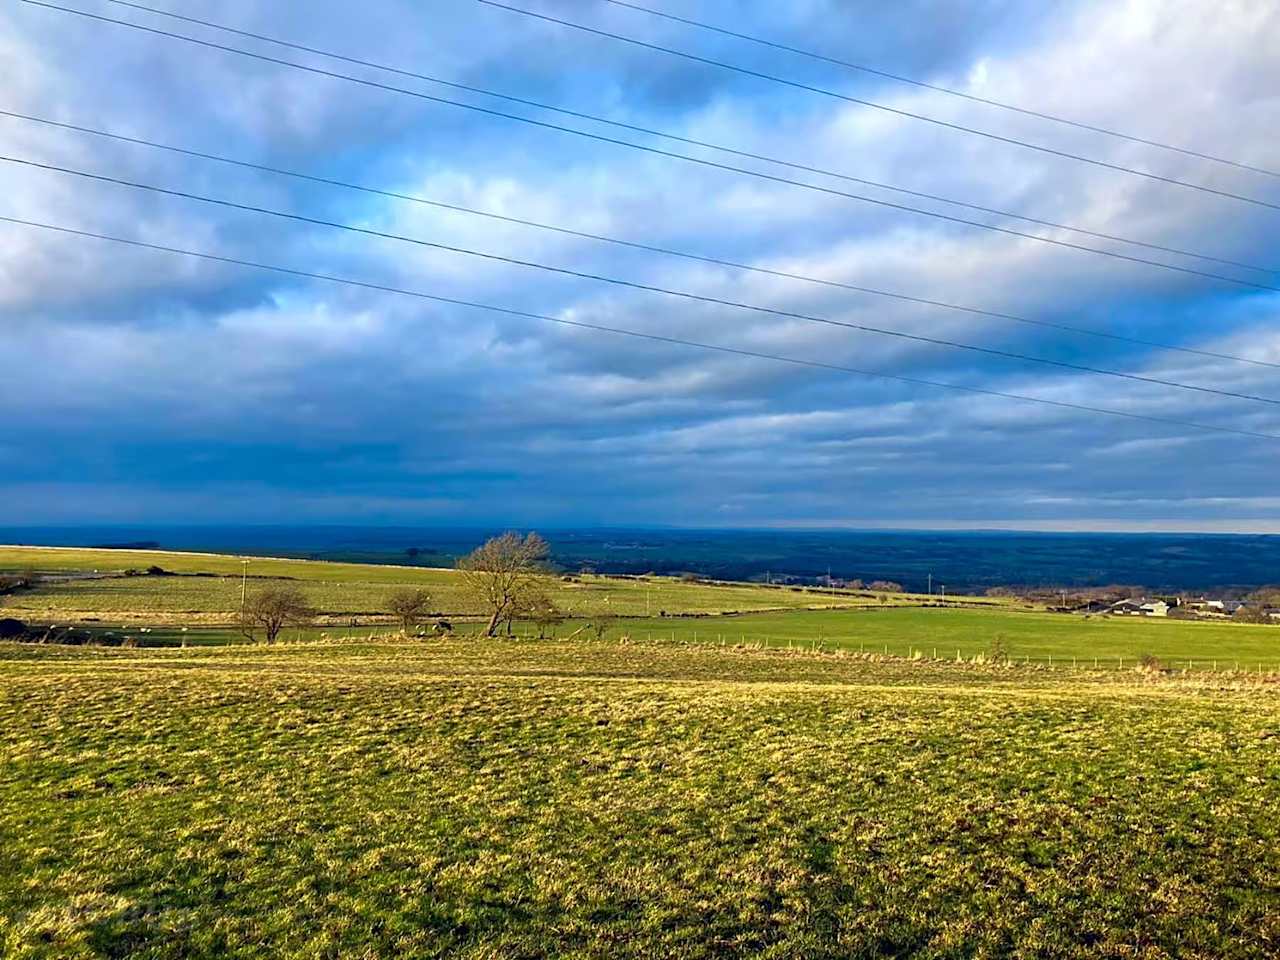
[458,532,550,637]
[240,585,315,644]
[1234,603,1275,625]
[519,592,561,639]
[387,588,433,634]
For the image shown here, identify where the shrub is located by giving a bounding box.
[387,588,433,634]
[988,634,1010,663]
[1233,604,1274,625]
[0,575,34,596]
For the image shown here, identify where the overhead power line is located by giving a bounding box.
[473,0,1280,212]
[597,0,1280,181]
[69,1,1279,279]
[21,0,1280,289]
[5,212,1277,442]
[6,151,1279,409]
[6,107,1277,372]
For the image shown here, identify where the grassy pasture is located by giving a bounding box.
[4,546,1278,669]
[0,545,1000,623]
[1,640,1278,958]
[19,608,1280,674]
[576,606,1280,671]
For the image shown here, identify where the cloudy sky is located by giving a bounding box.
[2,0,1278,530]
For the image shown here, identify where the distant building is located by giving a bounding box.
[1190,599,1227,613]
[1108,598,1169,617]
[1108,599,1142,615]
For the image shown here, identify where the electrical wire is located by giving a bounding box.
[5,212,1277,441]
[18,0,1280,288]
[5,107,1276,371]
[474,0,1280,211]
[596,0,1280,181]
[5,151,1278,408]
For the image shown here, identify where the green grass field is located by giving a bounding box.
[590,607,1280,671]
[1,545,988,623]
[4,546,1278,670]
[2,640,1278,958]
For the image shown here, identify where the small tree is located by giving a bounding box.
[458,532,550,637]
[241,585,315,644]
[1233,604,1273,625]
[387,588,433,634]
[523,593,561,639]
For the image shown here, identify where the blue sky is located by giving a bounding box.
[2,0,1278,531]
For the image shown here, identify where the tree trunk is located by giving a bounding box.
[485,610,501,637]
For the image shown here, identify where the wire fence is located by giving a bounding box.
[506,627,1280,675]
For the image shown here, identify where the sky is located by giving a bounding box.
[1,0,1278,531]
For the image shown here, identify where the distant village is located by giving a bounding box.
[1053,594,1279,621]
[993,586,1280,622]
[770,573,1280,623]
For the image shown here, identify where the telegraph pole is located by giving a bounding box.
[240,559,249,617]
[928,573,932,596]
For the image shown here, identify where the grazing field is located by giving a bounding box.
[4,546,1278,670]
[0,546,994,623]
[594,607,1280,671]
[1,640,1278,958]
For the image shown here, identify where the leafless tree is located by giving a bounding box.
[240,585,315,644]
[1233,603,1275,625]
[519,592,561,639]
[387,588,433,634]
[458,532,550,637]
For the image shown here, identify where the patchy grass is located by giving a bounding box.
[1,640,1278,958]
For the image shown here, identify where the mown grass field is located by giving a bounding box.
[594,607,1280,671]
[2,640,1278,958]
